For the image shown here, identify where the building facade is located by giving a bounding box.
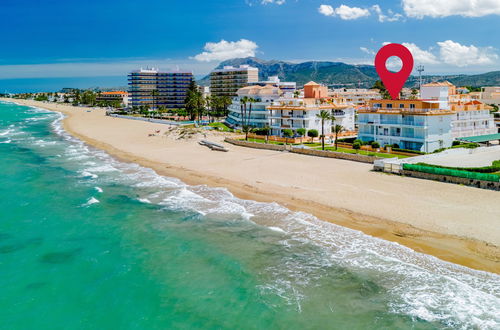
[226,81,355,137]
[330,88,381,106]
[357,100,455,152]
[128,68,193,109]
[96,91,129,106]
[210,65,259,97]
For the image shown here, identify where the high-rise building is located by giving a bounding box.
[128,68,193,109]
[210,65,259,97]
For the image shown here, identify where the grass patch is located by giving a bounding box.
[314,146,409,159]
[208,122,232,132]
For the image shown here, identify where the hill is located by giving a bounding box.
[198,57,500,88]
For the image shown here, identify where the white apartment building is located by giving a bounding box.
[250,76,296,94]
[357,100,455,152]
[226,81,355,137]
[421,82,496,138]
[225,84,283,129]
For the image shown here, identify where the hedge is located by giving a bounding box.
[403,164,500,182]
[415,161,500,174]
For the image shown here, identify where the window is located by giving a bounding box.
[387,103,393,109]
[399,104,404,109]
[374,103,382,108]
[410,104,415,109]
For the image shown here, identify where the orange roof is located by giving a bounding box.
[101,91,127,95]
[304,81,320,86]
[464,100,482,105]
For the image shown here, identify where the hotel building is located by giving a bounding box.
[250,76,296,94]
[210,65,259,97]
[128,68,193,109]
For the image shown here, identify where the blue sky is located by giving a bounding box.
[1,0,499,91]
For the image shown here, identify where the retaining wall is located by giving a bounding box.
[290,148,378,164]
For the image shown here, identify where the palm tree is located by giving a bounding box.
[263,124,271,144]
[332,124,344,150]
[240,96,256,141]
[316,110,334,150]
[151,89,159,110]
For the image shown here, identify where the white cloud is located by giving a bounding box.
[371,5,404,22]
[437,40,498,66]
[401,42,439,64]
[261,0,285,4]
[318,4,335,16]
[318,4,370,19]
[334,5,370,20]
[403,0,500,18]
[192,39,258,62]
[360,47,375,55]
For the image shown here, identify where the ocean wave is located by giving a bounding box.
[94,187,103,193]
[82,197,100,207]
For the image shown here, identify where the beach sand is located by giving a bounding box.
[4,99,500,274]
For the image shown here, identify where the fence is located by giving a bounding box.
[402,164,500,182]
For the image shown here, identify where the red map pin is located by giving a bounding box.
[375,43,414,100]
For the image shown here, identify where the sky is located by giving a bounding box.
[1,0,499,92]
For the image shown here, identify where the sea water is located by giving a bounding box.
[0,101,498,329]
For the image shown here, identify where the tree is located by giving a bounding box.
[332,124,344,150]
[151,89,159,110]
[307,129,318,139]
[296,128,306,137]
[316,110,334,150]
[220,96,232,117]
[185,81,204,122]
[371,141,380,149]
[262,124,272,144]
[372,80,391,99]
[410,88,419,100]
[282,129,293,145]
[353,141,361,153]
[240,96,256,141]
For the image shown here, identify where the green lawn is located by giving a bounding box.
[313,146,409,159]
[208,122,232,132]
[244,137,300,145]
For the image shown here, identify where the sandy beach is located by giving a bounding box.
[4,98,500,273]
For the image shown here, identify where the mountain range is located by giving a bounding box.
[198,57,500,88]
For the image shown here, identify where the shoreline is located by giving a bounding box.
[3,99,499,274]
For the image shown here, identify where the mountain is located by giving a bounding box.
[198,57,500,88]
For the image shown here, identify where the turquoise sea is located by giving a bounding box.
[0,101,498,329]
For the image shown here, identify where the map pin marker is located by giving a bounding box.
[375,43,414,100]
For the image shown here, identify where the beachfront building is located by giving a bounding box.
[225,84,283,129]
[96,91,129,106]
[329,88,381,106]
[128,68,193,109]
[480,86,500,106]
[421,82,496,138]
[250,76,296,94]
[210,65,259,97]
[268,81,356,136]
[357,100,455,152]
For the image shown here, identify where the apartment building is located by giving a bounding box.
[480,86,500,106]
[250,76,296,94]
[210,65,259,97]
[421,82,496,138]
[96,91,129,106]
[268,81,355,136]
[226,81,355,136]
[225,84,283,129]
[128,68,193,109]
[329,88,381,106]
[357,100,455,152]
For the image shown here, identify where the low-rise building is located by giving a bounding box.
[96,91,129,106]
[480,86,500,106]
[357,100,455,152]
[329,88,381,106]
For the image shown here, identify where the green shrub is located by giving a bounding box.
[352,141,361,151]
[307,129,319,138]
[452,140,461,146]
[297,128,306,136]
[416,162,500,173]
[337,137,356,143]
[282,129,293,138]
[371,141,380,149]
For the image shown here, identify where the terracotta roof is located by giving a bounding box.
[101,91,127,95]
[304,81,320,86]
[422,81,454,87]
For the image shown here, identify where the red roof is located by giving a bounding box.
[101,91,127,95]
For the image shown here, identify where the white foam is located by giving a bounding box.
[94,187,103,193]
[0,139,11,144]
[80,171,98,179]
[138,198,151,204]
[82,197,100,207]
